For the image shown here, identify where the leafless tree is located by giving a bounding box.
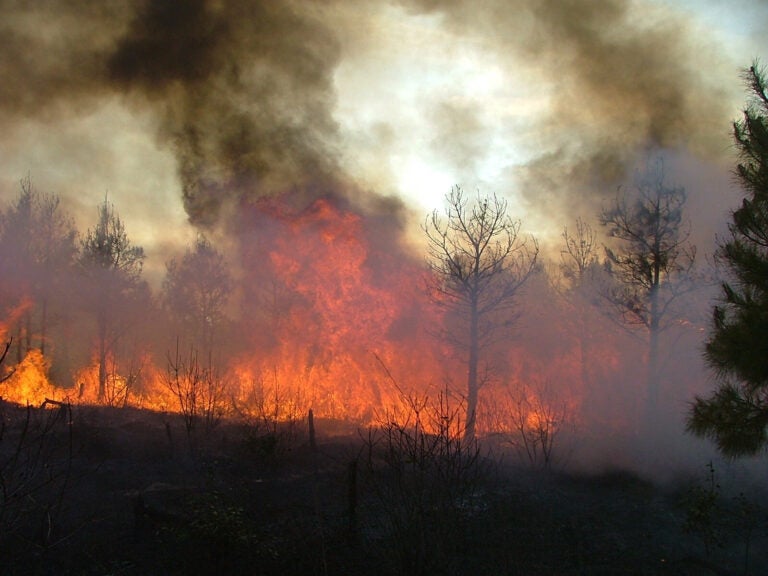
[101,345,147,408]
[163,341,227,450]
[561,217,600,286]
[423,186,538,441]
[557,217,605,414]
[0,342,74,554]
[0,341,14,384]
[507,381,570,469]
[361,380,488,575]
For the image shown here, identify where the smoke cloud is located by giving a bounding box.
[0,0,749,232]
[1,0,348,227]
[107,0,348,226]
[0,4,121,119]
[399,0,737,223]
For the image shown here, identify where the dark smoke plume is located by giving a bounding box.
[1,0,346,227]
[106,0,345,226]
[0,0,743,230]
[0,3,123,118]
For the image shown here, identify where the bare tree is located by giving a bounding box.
[361,380,488,575]
[561,217,600,286]
[0,339,74,554]
[164,340,227,451]
[423,186,538,441]
[507,381,570,469]
[600,157,696,424]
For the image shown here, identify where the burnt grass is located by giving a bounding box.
[1,401,767,576]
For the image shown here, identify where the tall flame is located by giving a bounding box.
[231,196,449,423]
[0,192,695,450]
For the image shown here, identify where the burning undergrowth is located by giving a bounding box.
[0,0,743,478]
[230,193,441,422]
[0,183,707,475]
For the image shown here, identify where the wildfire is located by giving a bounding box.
[0,349,58,406]
[0,194,640,443]
[232,196,446,423]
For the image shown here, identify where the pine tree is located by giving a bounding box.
[687,64,768,456]
[79,198,144,402]
[600,158,696,427]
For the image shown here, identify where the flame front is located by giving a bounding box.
[0,193,705,447]
[230,197,449,424]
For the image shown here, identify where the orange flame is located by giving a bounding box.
[0,195,645,441]
[0,349,58,406]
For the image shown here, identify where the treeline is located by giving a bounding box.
[9,61,768,462]
[0,153,713,459]
[0,178,234,408]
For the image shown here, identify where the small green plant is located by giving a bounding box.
[157,490,252,571]
[682,461,722,557]
[731,491,762,575]
[361,380,491,576]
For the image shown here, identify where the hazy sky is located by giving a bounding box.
[0,0,766,283]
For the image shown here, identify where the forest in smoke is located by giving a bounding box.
[0,1,764,475]
[0,0,764,480]
[5,2,768,574]
[2,176,767,575]
[0,158,724,477]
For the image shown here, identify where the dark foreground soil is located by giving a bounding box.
[1,402,766,576]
